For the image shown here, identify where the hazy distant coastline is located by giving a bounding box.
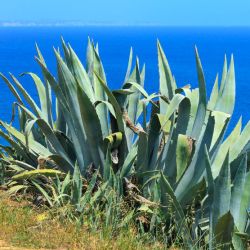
[0,21,172,27]
[1,22,249,28]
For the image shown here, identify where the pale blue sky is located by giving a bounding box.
[1,0,250,26]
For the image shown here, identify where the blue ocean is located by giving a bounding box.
[0,27,250,130]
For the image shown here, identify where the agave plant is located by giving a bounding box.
[133,45,250,248]
[0,38,250,249]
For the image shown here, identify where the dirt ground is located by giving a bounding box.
[0,240,66,250]
[0,240,31,250]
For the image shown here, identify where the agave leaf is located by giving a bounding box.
[175,84,191,94]
[104,132,123,149]
[0,128,34,163]
[212,117,242,178]
[13,169,63,180]
[205,146,215,199]
[209,111,230,150]
[140,64,146,86]
[190,47,207,139]
[93,71,128,167]
[8,164,24,172]
[55,99,66,133]
[123,47,133,83]
[176,134,194,182]
[213,152,231,227]
[35,43,46,65]
[113,89,134,95]
[135,93,159,123]
[31,180,53,207]
[119,145,137,178]
[230,120,250,162]
[127,60,143,119]
[124,81,153,103]
[68,45,95,103]
[157,40,176,113]
[95,100,116,118]
[103,145,112,182]
[159,172,193,247]
[54,130,76,162]
[175,97,191,134]
[124,60,143,147]
[21,73,49,120]
[7,184,28,195]
[9,74,43,118]
[0,73,23,104]
[92,47,109,138]
[207,74,219,110]
[237,171,250,232]
[160,94,185,131]
[162,97,191,182]
[80,171,98,208]
[185,88,199,136]
[95,43,99,55]
[118,209,135,228]
[77,83,105,171]
[46,51,92,171]
[214,212,234,249]
[175,113,215,202]
[71,164,82,205]
[17,106,27,132]
[142,101,147,131]
[215,55,235,115]
[30,118,74,168]
[147,114,163,172]
[219,55,228,97]
[232,233,247,250]
[93,71,124,133]
[60,37,72,69]
[35,45,53,126]
[35,57,69,111]
[181,178,206,209]
[230,154,247,231]
[89,182,109,207]
[24,119,41,149]
[9,160,35,170]
[13,102,37,121]
[44,154,74,173]
[54,49,80,104]
[1,122,51,157]
[112,89,131,112]
[86,37,94,81]
[136,131,148,173]
[204,145,215,250]
[61,172,71,194]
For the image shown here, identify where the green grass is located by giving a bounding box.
[0,192,171,250]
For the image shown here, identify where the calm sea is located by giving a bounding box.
[0,27,250,131]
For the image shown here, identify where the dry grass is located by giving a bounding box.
[0,192,168,250]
